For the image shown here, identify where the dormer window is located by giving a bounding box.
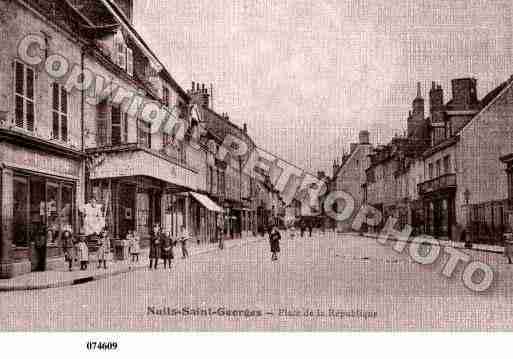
[113,33,133,77]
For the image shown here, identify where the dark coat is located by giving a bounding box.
[149,231,162,259]
[269,231,281,253]
[161,236,175,259]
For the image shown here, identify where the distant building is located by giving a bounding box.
[332,130,373,231]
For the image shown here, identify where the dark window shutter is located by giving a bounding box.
[111,105,121,146]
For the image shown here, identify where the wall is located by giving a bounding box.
[456,82,513,226]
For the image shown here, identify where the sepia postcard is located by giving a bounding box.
[1,0,513,340]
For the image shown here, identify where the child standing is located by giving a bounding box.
[161,231,174,269]
[128,230,141,263]
[180,226,189,258]
[62,230,75,271]
[76,238,89,270]
[97,229,110,269]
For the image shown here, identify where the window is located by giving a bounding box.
[436,160,441,177]
[126,48,133,77]
[443,155,451,174]
[428,163,434,179]
[111,105,122,146]
[14,61,35,131]
[115,38,126,70]
[137,118,151,148]
[163,87,170,107]
[13,175,75,247]
[13,177,29,247]
[52,83,68,141]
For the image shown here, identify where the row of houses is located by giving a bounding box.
[0,0,283,278]
[330,76,513,244]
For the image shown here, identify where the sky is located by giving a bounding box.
[134,0,513,176]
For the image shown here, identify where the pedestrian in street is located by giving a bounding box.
[161,231,174,269]
[180,226,189,258]
[76,237,89,271]
[308,225,313,237]
[149,224,162,269]
[97,229,110,269]
[219,228,225,250]
[300,222,305,237]
[62,230,75,271]
[128,230,141,263]
[269,226,281,261]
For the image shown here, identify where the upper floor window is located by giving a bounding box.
[428,163,434,179]
[14,61,35,131]
[443,155,451,174]
[51,83,68,142]
[111,105,128,146]
[114,37,133,77]
[137,118,151,148]
[163,87,170,107]
[435,159,441,177]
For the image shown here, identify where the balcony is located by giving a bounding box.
[418,173,456,196]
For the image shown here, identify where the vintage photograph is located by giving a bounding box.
[1,0,513,332]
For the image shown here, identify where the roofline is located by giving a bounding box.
[458,78,513,136]
[100,0,189,99]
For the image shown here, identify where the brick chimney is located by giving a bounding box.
[188,81,210,108]
[359,130,370,144]
[429,81,444,123]
[450,78,478,110]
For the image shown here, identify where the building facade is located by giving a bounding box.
[332,130,373,231]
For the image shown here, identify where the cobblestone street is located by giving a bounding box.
[2,232,513,330]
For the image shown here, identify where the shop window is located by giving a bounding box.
[30,178,46,238]
[13,177,29,247]
[13,175,75,247]
[60,185,74,233]
[14,61,35,131]
[46,182,60,242]
[51,83,68,142]
[136,192,150,235]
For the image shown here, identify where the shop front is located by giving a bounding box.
[187,191,223,244]
[87,145,199,246]
[422,192,456,240]
[0,138,82,278]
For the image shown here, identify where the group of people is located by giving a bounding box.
[148,224,190,270]
[62,229,113,271]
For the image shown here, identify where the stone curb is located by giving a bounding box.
[359,233,505,254]
[0,237,262,292]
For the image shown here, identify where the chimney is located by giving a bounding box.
[429,81,444,123]
[451,78,478,110]
[112,0,134,24]
[359,130,370,144]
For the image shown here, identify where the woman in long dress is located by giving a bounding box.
[269,226,281,261]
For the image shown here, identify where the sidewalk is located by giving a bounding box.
[0,235,262,292]
[360,232,505,254]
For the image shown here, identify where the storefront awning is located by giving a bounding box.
[190,192,224,213]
